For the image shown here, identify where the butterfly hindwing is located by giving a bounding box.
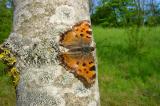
[60,52,96,86]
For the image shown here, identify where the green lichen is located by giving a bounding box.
[0,46,20,87]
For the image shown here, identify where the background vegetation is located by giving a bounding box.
[94,26,160,106]
[90,0,160,105]
[0,0,12,43]
[91,0,160,27]
[0,0,160,106]
[0,0,16,106]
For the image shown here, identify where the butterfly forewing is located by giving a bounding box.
[60,20,92,49]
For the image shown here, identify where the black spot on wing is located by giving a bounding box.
[76,61,80,65]
[82,63,86,66]
[86,31,92,35]
[86,36,91,38]
[89,66,96,71]
[80,34,84,37]
[89,61,93,64]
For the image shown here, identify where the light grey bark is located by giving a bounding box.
[4,0,100,106]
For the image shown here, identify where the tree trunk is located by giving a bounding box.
[4,0,100,106]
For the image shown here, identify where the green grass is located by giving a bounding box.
[93,26,160,106]
[0,61,16,106]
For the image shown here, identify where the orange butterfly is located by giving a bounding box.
[59,20,96,87]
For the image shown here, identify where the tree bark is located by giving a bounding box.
[4,0,100,106]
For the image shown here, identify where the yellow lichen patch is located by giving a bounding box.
[8,67,20,86]
[0,48,10,56]
[4,57,16,66]
[0,46,20,87]
[0,54,4,58]
[0,48,11,60]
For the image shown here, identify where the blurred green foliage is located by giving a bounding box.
[91,0,160,27]
[0,0,15,106]
[0,0,13,43]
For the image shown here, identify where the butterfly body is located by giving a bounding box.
[59,20,96,87]
[68,46,94,54]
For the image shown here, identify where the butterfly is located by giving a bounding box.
[59,20,96,87]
